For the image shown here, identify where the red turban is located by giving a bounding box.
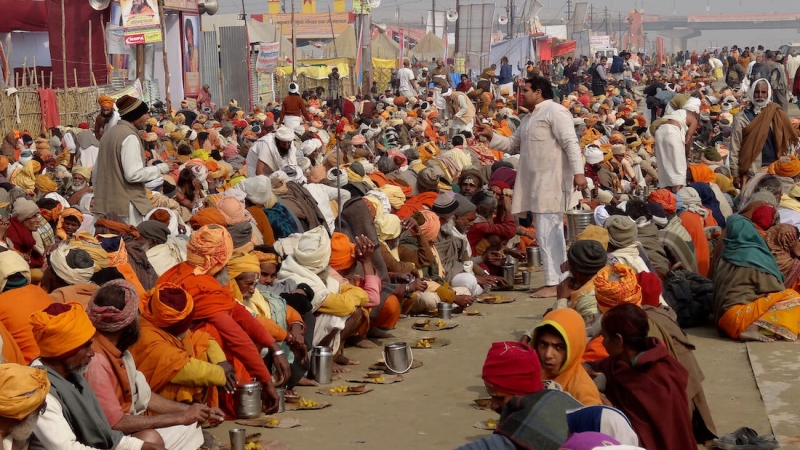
[637,271,662,307]
[482,341,544,395]
[648,189,677,215]
[751,205,777,231]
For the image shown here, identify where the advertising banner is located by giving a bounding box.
[120,0,163,45]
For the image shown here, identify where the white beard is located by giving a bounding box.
[9,413,39,441]
[72,181,87,192]
[752,98,770,115]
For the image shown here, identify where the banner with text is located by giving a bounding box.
[252,13,350,39]
[256,42,281,73]
[120,0,163,45]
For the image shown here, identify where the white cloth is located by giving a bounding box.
[780,207,800,234]
[246,133,298,177]
[117,134,167,224]
[397,67,417,97]
[63,132,76,153]
[282,115,302,131]
[710,182,733,218]
[103,111,121,136]
[653,114,688,188]
[45,192,70,208]
[147,240,188,276]
[432,87,445,111]
[79,145,99,168]
[534,212,567,286]
[451,272,484,296]
[34,392,145,450]
[312,313,347,350]
[489,99,584,214]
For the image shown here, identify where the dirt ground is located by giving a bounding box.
[207,270,782,450]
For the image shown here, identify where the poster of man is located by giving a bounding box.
[121,0,158,26]
[183,14,201,96]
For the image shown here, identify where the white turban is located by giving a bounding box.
[49,245,95,286]
[145,177,164,190]
[237,175,272,206]
[300,138,323,156]
[275,126,295,142]
[327,167,348,187]
[584,145,604,165]
[682,97,701,113]
[294,226,331,273]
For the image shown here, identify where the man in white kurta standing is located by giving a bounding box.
[94,95,171,225]
[653,97,700,192]
[476,76,587,299]
[397,60,418,98]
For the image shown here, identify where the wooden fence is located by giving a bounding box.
[0,86,101,138]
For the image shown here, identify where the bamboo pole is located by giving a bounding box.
[101,20,109,85]
[41,71,45,87]
[33,56,37,86]
[74,68,78,88]
[61,0,67,89]
[21,57,26,87]
[157,0,170,112]
[88,21,94,87]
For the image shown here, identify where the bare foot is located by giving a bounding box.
[332,363,351,373]
[739,325,775,343]
[297,377,318,386]
[335,354,361,366]
[530,285,558,298]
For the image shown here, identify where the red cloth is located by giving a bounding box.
[751,205,777,231]
[482,341,544,395]
[37,88,60,131]
[46,0,108,88]
[637,272,662,307]
[594,338,696,450]
[467,214,518,257]
[7,218,43,268]
[649,189,678,215]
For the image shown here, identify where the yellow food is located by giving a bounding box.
[245,443,263,450]
[265,418,280,426]
[415,339,431,348]
[329,385,349,394]
[423,323,429,329]
[485,419,498,428]
[374,376,386,382]
[299,398,318,408]
[436,320,446,327]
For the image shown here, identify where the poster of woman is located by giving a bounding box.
[183,14,201,96]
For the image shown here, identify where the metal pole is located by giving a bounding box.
[335,142,341,230]
[291,0,297,81]
[432,0,437,37]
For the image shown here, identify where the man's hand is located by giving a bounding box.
[408,277,428,293]
[483,251,504,267]
[733,176,742,189]
[573,173,588,191]
[270,344,291,387]
[453,295,474,308]
[556,278,574,300]
[476,275,506,289]
[261,379,280,414]
[178,403,210,426]
[206,407,225,427]
[354,234,375,262]
[0,217,10,241]
[402,217,421,236]
[218,361,237,394]
[474,123,494,140]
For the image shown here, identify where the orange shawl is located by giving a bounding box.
[396,191,438,220]
[246,206,276,246]
[157,262,236,319]
[92,333,133,413]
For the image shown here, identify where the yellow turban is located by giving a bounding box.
[227,253,261,301]
[35,174,57,194]
[379,184,406,210]
[70,230,109,272]
[97,95,114,109]
[72,166,92,181]
[186,225,233,276]
[30,302,96,358]
[0,364,49,420]
[10,161,40,194]
[254,251,281,266]
[374,214,402,241]
[768,155,800,178]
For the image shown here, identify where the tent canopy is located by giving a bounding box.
[408,32,445,62]
[371,32,399,60]
[322,25,357,59]
[201,14,293,61]
[490,36,534,76]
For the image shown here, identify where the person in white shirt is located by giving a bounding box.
[443,88,475,134]
[246,126,297,177]
[397,60,418,98]
[0,364,49,450]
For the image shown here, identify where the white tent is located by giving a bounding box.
[408,32,445,62]
[371,32,400,60]
[321,26,357,59]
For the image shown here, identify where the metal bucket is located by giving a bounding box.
[233,381,262,419]
[565,210,595,245]
[310,346,333,385]
[527,247,541,267]
[521,270,531,285]
[383,342,414,374]
[437,302,453,319]
[276,387,285,413]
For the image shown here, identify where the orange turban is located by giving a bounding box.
[29,302,96,358]
[56,207,85,241]
[98,95,115,109]
[0,364,50,419]
[254,250,281,266]
[0,156,8,172]
[186,225,233,276]
[648,189,677,215]
[34,174,57,194]
[688,164,717,184]
[140,282,195,329]
[188,208,227,229]
[95,218,140,238]
[594,264,642,313]
[418,210,441,243]
[768,155,800,178]
[217,196,247,225]
[40,202,64,223]
[609,133,625,145]
[330,232,356,271]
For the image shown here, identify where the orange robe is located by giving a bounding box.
[0,321,25,364]
[49,284,98,307]
[678,210,717,277]
[0,284,53,363]
[247,206,276,246]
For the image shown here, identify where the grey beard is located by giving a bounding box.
[214,267,231,286]
[72,181,87,192]
[69,362,90,376]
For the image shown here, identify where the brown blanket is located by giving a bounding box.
[739,103,798,176]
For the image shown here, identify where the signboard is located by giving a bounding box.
[258,73,275,105]
[163,0,198,11]
[252,13,350,39]
[256,42,280,72]
[183,14,201,96]
[590,35,610,53]
[120,0,163,45]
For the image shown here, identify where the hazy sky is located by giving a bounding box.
[216,0,800,49]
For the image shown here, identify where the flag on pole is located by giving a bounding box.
[355,20,364,88]
[302,0,316,14]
